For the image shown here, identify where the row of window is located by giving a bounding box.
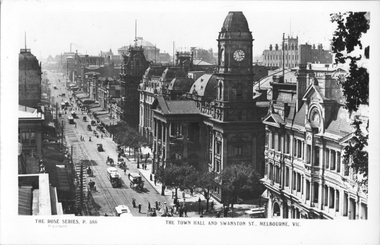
[266,163,367,219]
[19,130,36,145]
[267,132,345,174]
[264,54,299,60]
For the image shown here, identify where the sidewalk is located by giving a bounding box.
[135,160,261,218]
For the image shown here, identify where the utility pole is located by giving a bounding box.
[282,33,285,81]
[80,162,83,215]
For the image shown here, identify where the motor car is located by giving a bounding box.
[91,120,96,126]
[87,125,92,131]
[245,207,266,218]
[115,205,132,217]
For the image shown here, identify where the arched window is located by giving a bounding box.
[218,81,223,100]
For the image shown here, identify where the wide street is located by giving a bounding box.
[46,71,171,217]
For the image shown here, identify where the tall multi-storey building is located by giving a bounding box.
[260,63,368,219]
[19,48,42,108]
[262,36,332,68]
[149,11,269,201]
[119,45,150,128]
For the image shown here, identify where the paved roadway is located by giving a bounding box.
[46,71,171,217]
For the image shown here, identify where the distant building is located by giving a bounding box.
[262,36,332,68]
[118,45,150,128]
[19,48,42,108]
[260,63,368,219]
[118,38,159,63]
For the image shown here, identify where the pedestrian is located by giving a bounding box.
[170,207,174,216]
[123,167,126,175]
[138,203,142,213]
[216,211,221,218]
[148,202,151,211]
[132,198,136,208]
[210,200,214,210]
[176,201,179,211]
[155,201,159,210]
[154,176,157,186]
[198,197,201,214]
[190,187,193,196]
[179,206,183,217]
[184,206,187,217]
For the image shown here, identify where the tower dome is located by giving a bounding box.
[222,11,250,32]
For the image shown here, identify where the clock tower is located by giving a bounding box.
[214,11,257,121]
[217,11,253,74]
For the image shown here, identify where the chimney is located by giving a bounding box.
[296,64,308,111]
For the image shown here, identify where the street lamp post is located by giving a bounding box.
[61,120,64,150]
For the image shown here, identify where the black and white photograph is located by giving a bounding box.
[1,0,379,244]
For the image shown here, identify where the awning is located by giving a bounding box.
[97,114,115,126]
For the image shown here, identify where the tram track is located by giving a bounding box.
[78,141,119,216]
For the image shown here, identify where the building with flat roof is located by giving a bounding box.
[18,174,64,215]
[19,105,44,157]
[19,48,42,108]
[262,36,332,69]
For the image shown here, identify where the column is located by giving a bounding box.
[165,123,171,165]
[302,177,306,203]
[290,134,294,157]
[222,134,228,171]
[267,196,272,218]
[328,149,332,170]
[281,133,285,189]
[183,123,188,159]
[319,147,323,168]
[161,121,165,166]
[338,189,344,217]
[212,130,215,170]
[318,182,322,210]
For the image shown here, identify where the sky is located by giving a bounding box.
[6,0,369,61]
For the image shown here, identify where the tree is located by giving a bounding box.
[194,171,218,212]
[154,164,197,196]
[109,121,148,159]
[331,12,369,184]
[220,164,264,217]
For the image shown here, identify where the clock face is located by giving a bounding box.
[233,49,245,62]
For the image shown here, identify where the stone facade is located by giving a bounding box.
[262,36,333,68]
[19,49,42,108]
[149,11,269,202]
[261,64,368,219]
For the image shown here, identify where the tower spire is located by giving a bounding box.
[134,20,137,46]
[24,31,27,50]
